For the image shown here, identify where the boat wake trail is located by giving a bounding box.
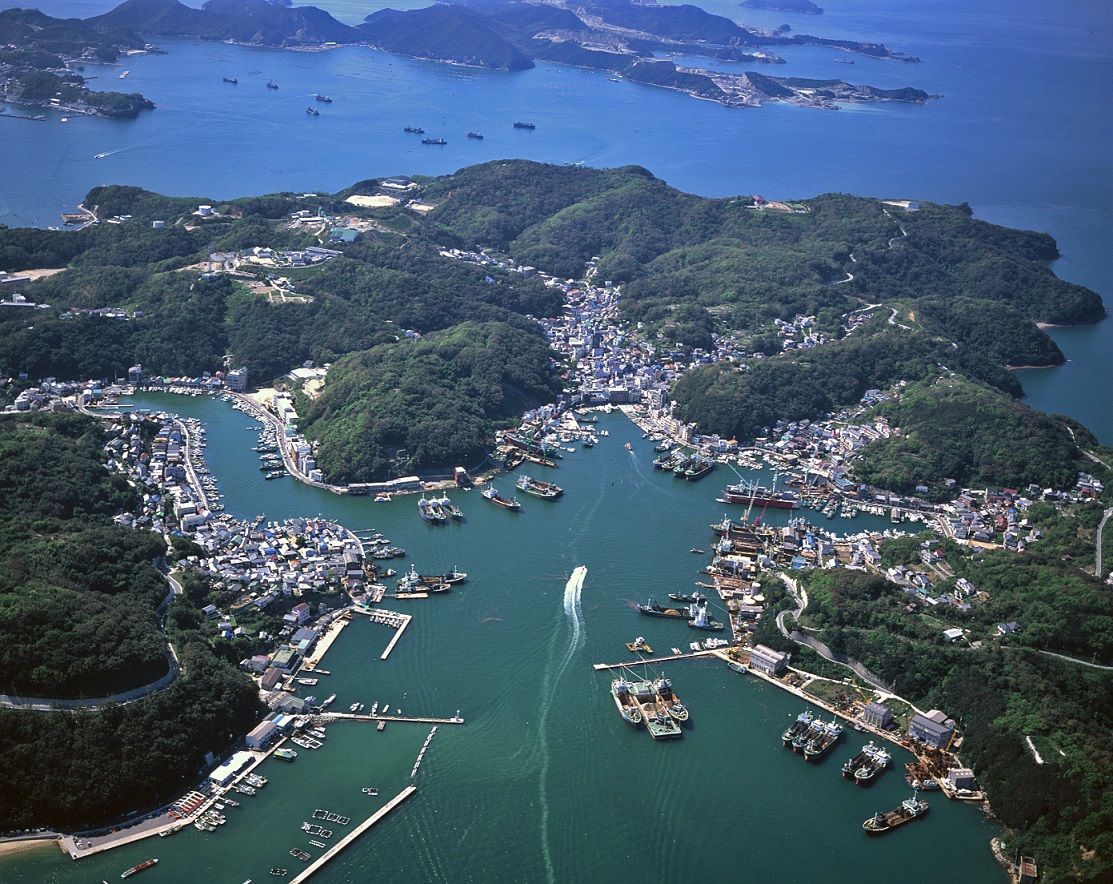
[538,565,587,883]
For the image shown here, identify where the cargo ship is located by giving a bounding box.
[722,482,800,509]
[503,430,562,459]
[417,496,446,523]
[315,94,332,102]
[421,137,447,145]
[681,456,714,481]
[467,131,484,139]
[791,715,826,752]
[862,796,929,834]
[637,599,689,620]
[513,121,536,129]
[782,710,814,745]
[482,486,521,511]
[802,718,843,761]
[845,742,891,784]
[403,126,425,133]
[515,475,563,499]
[121,859,158,878]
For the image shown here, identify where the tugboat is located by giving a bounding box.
[482,486,521,511]
[515,475,563,499]
[862,796,929,834]
[610,677,643,727]
[654,676,688,723]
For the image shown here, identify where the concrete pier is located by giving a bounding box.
[288,785,417,884]
[592,648,720,671]
[322,712,464,726]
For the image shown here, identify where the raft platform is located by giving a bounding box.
[288,786,416,884]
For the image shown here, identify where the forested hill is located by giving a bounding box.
[0,161,1104,486]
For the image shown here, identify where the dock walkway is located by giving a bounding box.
[592,648,719,671]
[322,712,464,725]
[289,786,416,884]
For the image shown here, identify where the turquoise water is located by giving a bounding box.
[1,395,1003,882]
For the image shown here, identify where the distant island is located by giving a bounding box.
[0,0,931,113]
[742,0,823,13]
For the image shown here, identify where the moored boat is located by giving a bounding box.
[852,742,891,784]
[274,747,298,762]
[482,486,521,511]
[668,590,707,605]
[862,796,929,834]
[682,456,714,481]
[792,715,826,752]
[654,676,688,723]
[630,679,682,740]
[636,599,688,619]
[610,677,643,726]
[782,710,814,745]
[417,496,446,523]
[687,600,725,631]
[515,475,563,499]
[803,718,843,760]
[723,482,800,509]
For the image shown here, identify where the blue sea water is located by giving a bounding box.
[2,0,1109,441]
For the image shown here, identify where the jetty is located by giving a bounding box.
[288,786,417,884]
[348,606,412,659]
[321,712,464,726]
[592,648,720,671]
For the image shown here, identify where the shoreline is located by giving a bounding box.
[0,838,59,857]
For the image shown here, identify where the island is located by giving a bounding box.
[7,0,930,112]
[742,0,823,13]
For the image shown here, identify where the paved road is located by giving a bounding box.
[1097,506,1113,580]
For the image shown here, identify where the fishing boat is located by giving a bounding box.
[654,676,688,723]
[121,859,158,878]
[417,496,446,523]
[482,487,521,511]
[803,718,843,761]
[862,796,929,834]
[515,475,563,499]
[688,600,725,631]
[610,677,643,726]
[636,599,689,620]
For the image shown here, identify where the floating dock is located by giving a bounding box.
[288,786,417,884]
